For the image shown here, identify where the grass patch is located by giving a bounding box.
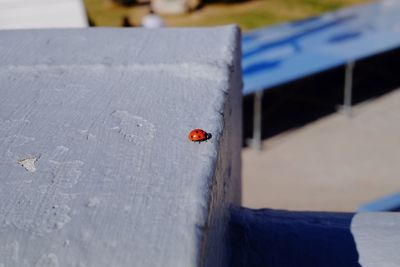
[84,0,372,30]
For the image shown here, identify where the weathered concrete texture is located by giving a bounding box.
[0,27,241,266]
[351,213,400,267]
[203,26,242,267]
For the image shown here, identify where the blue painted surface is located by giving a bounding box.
[229,207,361,267]
[242,0,400,95]
[358,192,400,212]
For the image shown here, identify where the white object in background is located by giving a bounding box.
[0,0,88,29]
[141,13,165,28]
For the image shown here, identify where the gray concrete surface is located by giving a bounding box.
[352,212,400,267]
[0,27,241,267]
[242,88,400,211]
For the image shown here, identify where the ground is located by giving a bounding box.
[84,0,371,30]
[242,88,400,212]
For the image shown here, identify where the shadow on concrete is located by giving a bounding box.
[229,207,361,267]
[243,47,400,146]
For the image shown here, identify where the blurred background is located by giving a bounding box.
[84,0,370,29]
[2,0,400,213]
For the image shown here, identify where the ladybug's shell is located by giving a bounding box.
[189,129,208,142]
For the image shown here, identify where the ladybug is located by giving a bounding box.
[188,129,212,143]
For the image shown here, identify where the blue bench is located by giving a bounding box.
[243,0,400,149]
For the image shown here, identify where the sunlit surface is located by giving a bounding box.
[242,89,400,211]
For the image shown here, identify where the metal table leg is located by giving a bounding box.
[343,60,355,117]
[252,90,263,150]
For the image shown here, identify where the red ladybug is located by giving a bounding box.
[188,129,212,143]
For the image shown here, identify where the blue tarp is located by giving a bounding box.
[358,192,400,212]
[242,0,400,95]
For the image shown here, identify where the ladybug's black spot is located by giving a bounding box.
[195,130,199,133]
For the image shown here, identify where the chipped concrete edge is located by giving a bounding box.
[17,155,40,173]
[200,25,242,267]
